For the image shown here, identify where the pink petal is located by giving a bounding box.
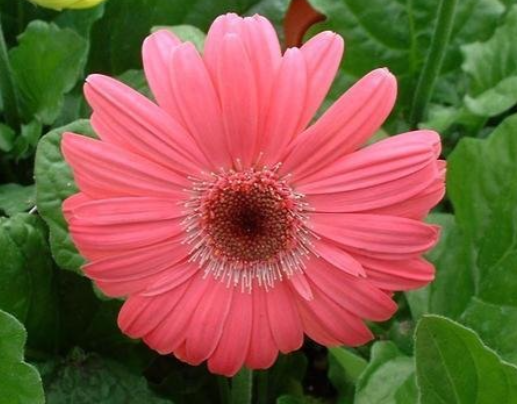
[69,196,186,225]
[313,238,366,277]
[295,281,373,346]
[298,130,441,194]
[306,161,440,213]
[261,48,308,166]
[312,213,439,259]
[85,74,208,174]
[83,239,186,281]
[204,13,281,92]
[235,15,282,141]
[208,290,252,377]
[68,217,183,260]
[62,133,189,199]
[204,14,282,167]
[185,280,234,365]
[217,33,259,167]
[82,239,189,297]
[266,282,304,353]
[142,30,182,118]
[288,272,313,301]
[354,255,436,291]
[143,274,210,354]
[304,256,397,321]
[204,13,243,77]
[141,260,201,297]
[245,287,279,369]
[369,162,446,219]
[62,193,90,221]
[297,31,344,133]
[118,280,190,339]
[168,42,231,168]
[280,68,397,181]
[294,298,341,345]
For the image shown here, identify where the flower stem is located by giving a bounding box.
[0,17,20,130]
[231,368,253,404]
[409,0,458,128]
[256,371,269,404]
[218,376,231,404]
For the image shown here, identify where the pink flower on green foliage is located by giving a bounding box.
[62,13,445,376]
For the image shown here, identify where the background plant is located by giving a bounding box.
[1,0,517,403]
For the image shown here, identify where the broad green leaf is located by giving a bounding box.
[328,347,367,383]
[88,0,289,74]
[448,114,517,257]
[307,0,504,118]
[462,298,517,365]
[415,316,517,404]
[276,396,314,404]
[0,309,45,404]
[0,214,59,352]
[462,6,517,117]
[10,121,43,160]
[54,4,106,38]
[0,122,15,152]
[408,115,517,366]
[9,21,88,125]
[43,351,170,404]
[328,347,366,403]
[34,120,95,272]
[406,213,475,320]
[355,342,417,404]
[0,184,35,216]
[152,25,206,52]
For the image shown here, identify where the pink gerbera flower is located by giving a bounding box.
[62,13,445,376]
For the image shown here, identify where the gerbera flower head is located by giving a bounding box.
[62,13,445,376]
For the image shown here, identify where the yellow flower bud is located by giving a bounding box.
[28,0,105,11]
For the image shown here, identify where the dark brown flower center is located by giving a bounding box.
[201,171,295,262]
[183,166,313,289]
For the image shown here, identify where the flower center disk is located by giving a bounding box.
[184,167,312,288]
[204,170,295,262]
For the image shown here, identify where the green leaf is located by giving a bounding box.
[355,342,417,404]
[88,0,289,74]
[462,298,517,365]
[10,121,43,160]
[9,21,88,125]
[0,214,59,352]
[34,119,96,273]
[328,347,367,383]
[0,309,45,404]
[43,351,170,404]
[415,316,517,404]
[54,4,106,38]
[276,396,316,404]
[152,25,206,52]
[328,347,367,403]
[0,122,15,152]
[408,115,517,367]
[0,184,35,216]
[448,113,517,257]
[406,213,475,320]
[462,6,517,117]
[307,0,504,118]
